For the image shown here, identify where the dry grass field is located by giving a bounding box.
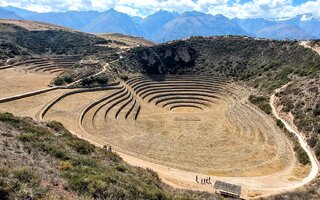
[0,89,71,119]
[0,68,58,98]
[43,89,119,135]
[97,33,155,49]
[0,19,74,31]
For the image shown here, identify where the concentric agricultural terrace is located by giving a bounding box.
[0,61,309,196]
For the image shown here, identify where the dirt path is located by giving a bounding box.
[270,83,319,187]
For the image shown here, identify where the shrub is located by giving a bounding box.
[0,168,47,200]
[17,133,36,142]
[69,140,95,155]
[314,103,320,116]
[114,164,127,173]
[249,95,267,104]
[53,77,64,86]
[58,161,73,171]
[0,112,19,123]
[71,157,98,167]
[13,168,35,183]
[63,75,73,84]
[268,61,282,69]
[47,121,69,135]
[307,137,318,148]
[52,75,73,86]
[40,143,70,160]
[294,142,310,165]
[315,142,320,160]
[276,119,285,130]
[249,95,272,114]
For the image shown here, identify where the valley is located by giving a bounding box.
[0,19,320,199]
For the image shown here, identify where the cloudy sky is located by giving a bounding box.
[0,0,319,19]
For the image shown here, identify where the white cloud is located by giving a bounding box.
[1,0,320,19]
[114,5,140,16]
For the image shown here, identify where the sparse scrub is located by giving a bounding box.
[314,103,320,116]
[80,73,109,87]
[294,142,310,165]
[277,75,320,162]
[249,95,272,114]
[68,140,95,155]
[0,167,48,200]
[52,74,74,86]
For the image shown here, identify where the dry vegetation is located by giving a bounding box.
[277,73,320,160]
[0,19,75,31]
[97,33,155,49]
[0,68,59,99]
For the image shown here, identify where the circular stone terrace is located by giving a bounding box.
[75,75,296,177]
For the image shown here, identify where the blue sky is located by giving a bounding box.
[0,0,319,19]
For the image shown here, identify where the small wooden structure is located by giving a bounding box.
[214,180,241,198]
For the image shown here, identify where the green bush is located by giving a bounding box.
[13,168,35,183]
[39,143,70,160]
[53,77,64,86]
[115,164,127,173]
[249,95,267,104]
[276,119,285,129]
[17,133,36,142]
[307,137,318,148]
[314,103,320,116]
[53,75,73,86]
[294,142,310,165]
[0,112,19,123]
[69,140,95,155]
[249,95,272,114]
[63,75,73,84]
[47,121,69,134]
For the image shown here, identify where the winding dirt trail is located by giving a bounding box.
[270,83,319,187]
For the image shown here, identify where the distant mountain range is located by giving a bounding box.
[1,6,319,42]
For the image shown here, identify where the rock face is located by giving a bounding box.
[136,43,196,74]
[175,46,192,63]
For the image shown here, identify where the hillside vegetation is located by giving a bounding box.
[113,36,320,93]
[277,73,320,160]
[0,22,116,62]
[0,112,220,200]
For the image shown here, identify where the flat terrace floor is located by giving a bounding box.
[0,68,58,99]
